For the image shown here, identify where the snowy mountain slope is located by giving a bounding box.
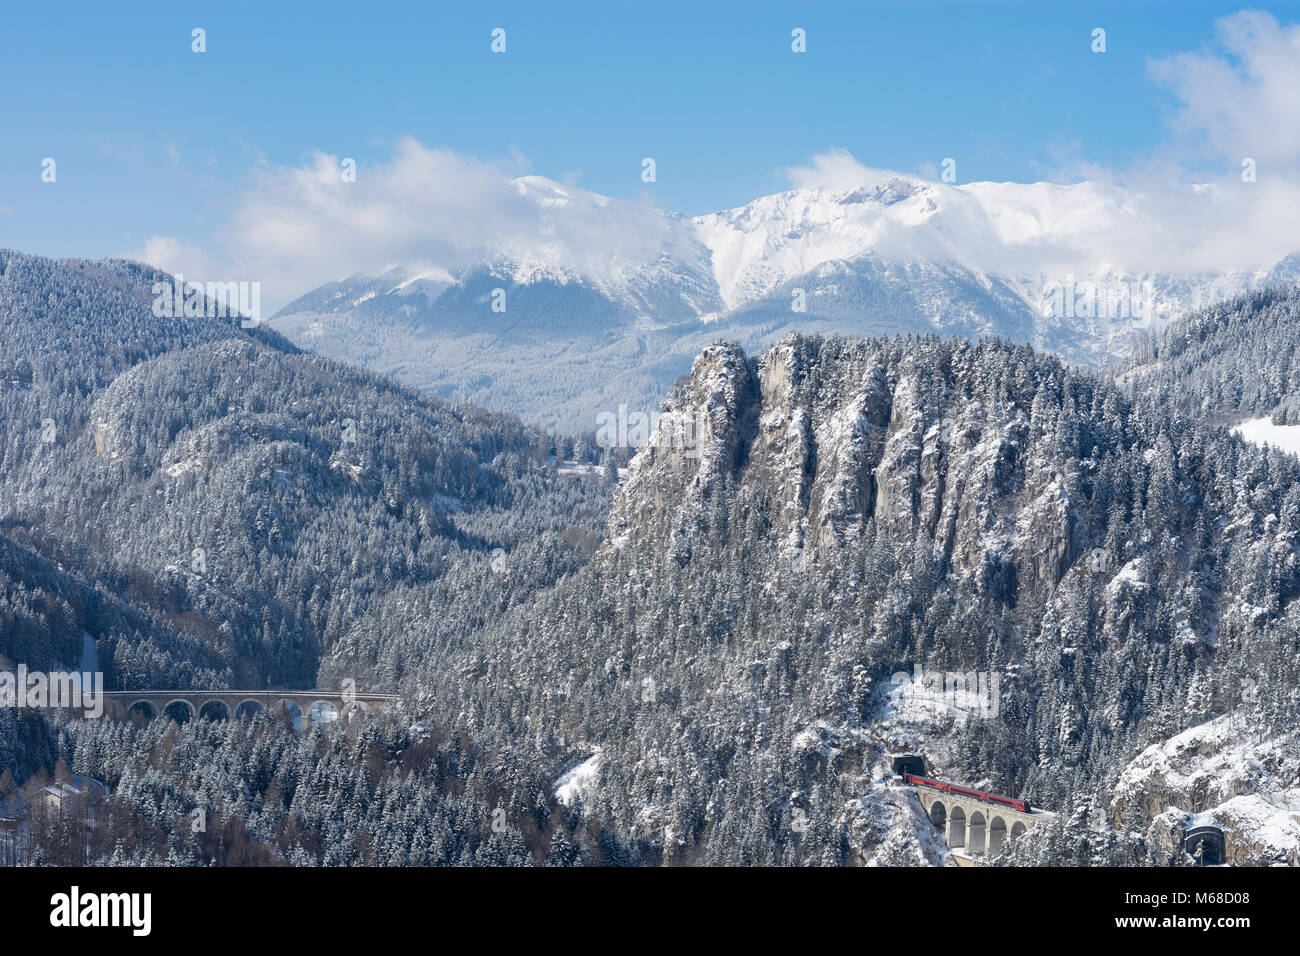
[1232,417,1300,457]
[13,249,1300,864]
[268,173,1300,431]
[1120,286,1300,434]
[416,330,1299,865]
[1113,717,1300,865]
[695,177,1130,310]
[0,249,610,692]
[608,333,1300,851]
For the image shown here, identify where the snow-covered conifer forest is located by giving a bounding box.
[5,6,1300,885]
[4,253,1300,867]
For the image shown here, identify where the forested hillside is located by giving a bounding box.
[315,333,1300,864]
[0,250,609,692]
[1124,287,1300,424]
[5,252,1299,866]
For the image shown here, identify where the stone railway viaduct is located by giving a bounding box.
[99,689,399,729]
[904,774,1053,862]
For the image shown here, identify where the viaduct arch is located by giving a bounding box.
[907,776,1048,862]
[103,690,397,732]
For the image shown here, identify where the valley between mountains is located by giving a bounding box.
[3,252,1299,865]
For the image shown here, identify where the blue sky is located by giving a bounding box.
[3,1,1297,301]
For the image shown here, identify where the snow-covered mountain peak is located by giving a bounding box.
[271,170,1300,431]
[289,171,1291,331]
[695,177,988,309]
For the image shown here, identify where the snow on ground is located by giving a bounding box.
[879,668,996,725]
[1105,557,1148,599]
[1231,417,1300,457]
[556,463,628,480]
[1111,716,1300,863]
[1216,794,1300,855]
[1113,714,1296,820]
[848,783,953,867]
[164,455,202,477]
[1116,715,1261,800]
[555,750,602,807]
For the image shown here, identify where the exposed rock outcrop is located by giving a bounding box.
[606,334,1082,602]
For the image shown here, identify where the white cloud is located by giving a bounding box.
[783,148,901,192]
[134,138,697,311]
[1151,10,1300,169]
[229,140,529,287]
[774,11,1300,278]
[129,235,224,281]
[131,11,1300,309]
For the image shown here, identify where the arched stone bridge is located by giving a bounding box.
[905,775,1052,862]
[102,690,399,730]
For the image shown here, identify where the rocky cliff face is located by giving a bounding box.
[1116,718,1300,865]
[591,332,1300,864]
[607,334,1082,604]
[606,343,760,545]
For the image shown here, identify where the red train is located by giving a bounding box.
[902,773,1032,813]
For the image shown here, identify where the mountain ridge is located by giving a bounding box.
[266,174,1300,432]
